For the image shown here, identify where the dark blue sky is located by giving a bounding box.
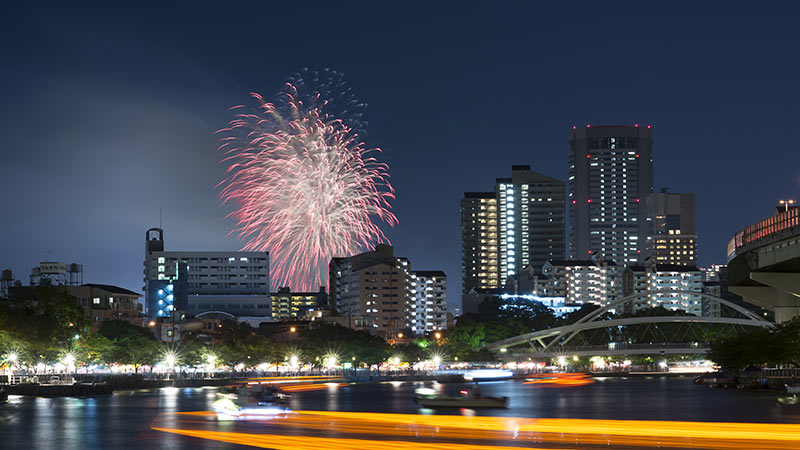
[2,3,798,309]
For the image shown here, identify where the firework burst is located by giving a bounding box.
[217,74,396,291]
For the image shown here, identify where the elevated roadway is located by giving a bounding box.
[727,206,800,322]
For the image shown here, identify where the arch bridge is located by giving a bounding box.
[484,290,773,359]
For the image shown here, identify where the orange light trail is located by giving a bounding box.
[152,427,555,450]
[523,372,594,387]
[279,383,346,392]
[152,410,800,449]
[231,376,345,390]
[246,376,342,381]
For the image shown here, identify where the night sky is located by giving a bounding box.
[2,3,799,310]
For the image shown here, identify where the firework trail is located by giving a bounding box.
[217,71,397,291]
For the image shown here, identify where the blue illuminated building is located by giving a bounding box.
[498,293,580,317]
[146,280,186,318]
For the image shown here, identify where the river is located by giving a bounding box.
[1,376,799,449]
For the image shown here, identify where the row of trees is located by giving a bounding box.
[0,286,414,370]
[7,287,773,372]
[445,296,606,360]
[708,318,800,371]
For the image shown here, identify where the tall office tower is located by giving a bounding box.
[645,189,697,266]
[461,193,499,295]
[568,125,654,265]
[461,166,565,297]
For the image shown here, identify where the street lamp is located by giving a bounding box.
[779,199,795,212]
[323,353,339,371]
[164,351,177,378]
[4,352,17,376]
[434,332,441,340]
[288,354,299,371]
[63,353,76,376]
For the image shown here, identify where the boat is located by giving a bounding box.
[413,387,508,409]
[212,384,291,418]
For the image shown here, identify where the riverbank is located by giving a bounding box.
[3,369,792,397]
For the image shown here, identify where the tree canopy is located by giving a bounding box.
[709,318,800,371]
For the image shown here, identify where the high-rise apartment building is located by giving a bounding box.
[645,189,697,266]
[542,259,619,306]
[143,228,271,318]
[461,166,565,297]
[568,125,654,265]
[461,193,498,295]
[409,270,447,335]
[623,264,702,315]
[329,245,411,338]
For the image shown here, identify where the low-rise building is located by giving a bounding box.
[270,286,327,320]
[461,288,578,317]
[9,283,143,327]
[143,227,271,318]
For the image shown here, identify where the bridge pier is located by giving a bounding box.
[730,272,800,323]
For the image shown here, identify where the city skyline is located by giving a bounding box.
[2,3,800,310]
[4,5,800,447]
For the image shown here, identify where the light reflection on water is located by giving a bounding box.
[0,377,798,449]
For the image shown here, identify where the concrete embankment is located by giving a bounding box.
[4,383,114,397]
[3,377,243,397]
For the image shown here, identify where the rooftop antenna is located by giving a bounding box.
[159,208,163,229]
[44,250,52,262]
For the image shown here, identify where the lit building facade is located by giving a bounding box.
[270,287,325,320]
[9,284,142,327]
[329,245,411,338]
[646,189,697,266]
[623,264,702,315]
[542,259,619,306]
[461,193,498,295]
[461,166,565,297]
[410,270,447,334]
[568,125,654,265]
[143,228,271,318]
[701,264,725,282]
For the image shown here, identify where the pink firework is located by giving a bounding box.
[217,82,397,291]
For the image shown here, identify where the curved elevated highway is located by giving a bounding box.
[727,206,800,323]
